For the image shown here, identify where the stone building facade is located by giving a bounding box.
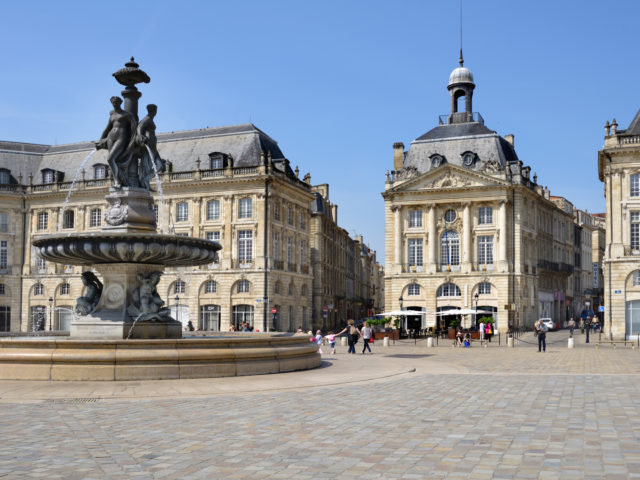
[383,58,575,333]
[0,124,382,333]
[598,112,640,339]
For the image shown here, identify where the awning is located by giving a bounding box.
[376,310,426,317]
[436,309,494,316]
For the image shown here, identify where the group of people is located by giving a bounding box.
[308,320,374,355]
[229,322,254,332]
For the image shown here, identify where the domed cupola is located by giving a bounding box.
[447,50,476,124]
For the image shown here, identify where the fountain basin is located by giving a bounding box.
[0,334,320,381]
[33,233,220,266]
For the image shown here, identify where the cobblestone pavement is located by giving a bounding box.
[1,331,639,479]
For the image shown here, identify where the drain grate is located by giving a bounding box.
[50,398,100,404]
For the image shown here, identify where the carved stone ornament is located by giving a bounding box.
[427,171,471,189]
[482,159,502,173]
[394,166,418,181]
[105,199,129,226]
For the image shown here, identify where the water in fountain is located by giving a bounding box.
[126,312,145,340]
[144,145,168,233]
[58,149,97,230]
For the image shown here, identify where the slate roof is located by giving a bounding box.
[0,124,289,183]
[621,108,640,135]
[404,121,519,175]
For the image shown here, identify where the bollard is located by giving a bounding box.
[427,337,434,348]
[507,336,514,348]
[383,336,389,347]
[341,337,347,347]
[568,337,574,349]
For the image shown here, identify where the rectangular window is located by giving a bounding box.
[287,207,293,225]
[478,207,493,224]
[151,205,158,222]
[300,240,305,266]
[408,283,420,295]
[239,198,252,219]
[36,256,46,272]
[273,233,280,261]
[94,165,106,179]
[273,202,280,221]
[477,235,494,264]
[0,306,10,332]
[206,200,220,220]
[408,238,423,267]
[478,282,491,295]
[37,212,48,230]
[90,208,101,227]
[632,174,640,197]
[287,237,293,264]
[210,155,223,169]
[0,241,7,270]
[238,230,252,263]
[408,210,422,228]
[176,202,189,222]
[63,210,74,229]
[43,170,54,184]
[206,231,220,242]
[0,213,8,232]
[632,212,640,249]
[300,212,306,230]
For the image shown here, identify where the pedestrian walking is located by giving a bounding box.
[534,319,548,352]
[315,330,323,354]
[568,317,575,337]
[485,322,493,342]
[456,328,463,347]
[335,319,359,354]
[360,322,373,354]
[479,320,485,342]
[579,318,585,334]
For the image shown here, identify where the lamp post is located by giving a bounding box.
[175,295,180,326]
[474,292,479,328]
[48,297,53,331]
[398,296,403,310]
[585,301,591,344]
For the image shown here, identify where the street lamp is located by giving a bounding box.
[474,292,479,329]
[398,296,403,310]
[175,295,180,325]
[48,297,53,331]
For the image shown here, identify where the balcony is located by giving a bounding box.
[301,265,309,274]
[402,264,424,273]
[287,263,297,272]
[272,260,284,270]
[624,245,640,256]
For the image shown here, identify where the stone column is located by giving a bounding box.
[193,198,202,237]
[393,206,402,274]
[462,202,471,273]
[499,200,508,271]
[427,206,436,274]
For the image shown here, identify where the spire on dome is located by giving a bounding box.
[459,49,464,67]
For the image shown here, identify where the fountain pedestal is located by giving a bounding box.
[103,187,156,233]
[71,263,182,339]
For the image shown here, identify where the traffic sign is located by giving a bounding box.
[598,306,605,312]
[271,308,277,314]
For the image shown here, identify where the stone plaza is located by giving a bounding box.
[1,330,639,479]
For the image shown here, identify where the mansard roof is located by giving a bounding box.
[0,123,290,182]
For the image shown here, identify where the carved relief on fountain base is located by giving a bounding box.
[103,187,156,233]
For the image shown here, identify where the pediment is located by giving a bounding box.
[388,164,509,193]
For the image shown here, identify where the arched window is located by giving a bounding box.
[301,284,307,296]
[440,231,460,265]
[60,283,70,295]
[34,283,44,296]
[237,280,250,293]
[239,198,252,219]
[478,282,491,295]
[232,305,253,329]
[288,283,294,296]
[174,281,186,294]
[204,280,217,294]
[633,271,640,286]
[437,283,461,297]
[408,283,420,296]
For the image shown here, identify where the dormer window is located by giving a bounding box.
[42,170,55,184]
[461,151,476,167]
[430,154,446,168]
[94,164,107,179]
[0,169,10,184]
[209,152,227,169]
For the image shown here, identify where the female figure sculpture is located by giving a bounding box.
[96,96,137,188]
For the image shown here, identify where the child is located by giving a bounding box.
[315,330,323,354]
[326,331,336,354]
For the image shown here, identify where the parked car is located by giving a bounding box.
[538,318,555,331]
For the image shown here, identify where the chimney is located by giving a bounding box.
[331,205,338,223]
[504,134,514,146]
[393,142,404,170]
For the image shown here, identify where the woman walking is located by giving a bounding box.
[336,319,360,354]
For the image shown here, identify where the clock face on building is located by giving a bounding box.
[444,209,456,222]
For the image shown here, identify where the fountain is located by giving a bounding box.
[0,58,320,380]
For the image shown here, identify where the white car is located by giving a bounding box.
[539,318,555,331]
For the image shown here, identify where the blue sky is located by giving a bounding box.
[1,0,637,263]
